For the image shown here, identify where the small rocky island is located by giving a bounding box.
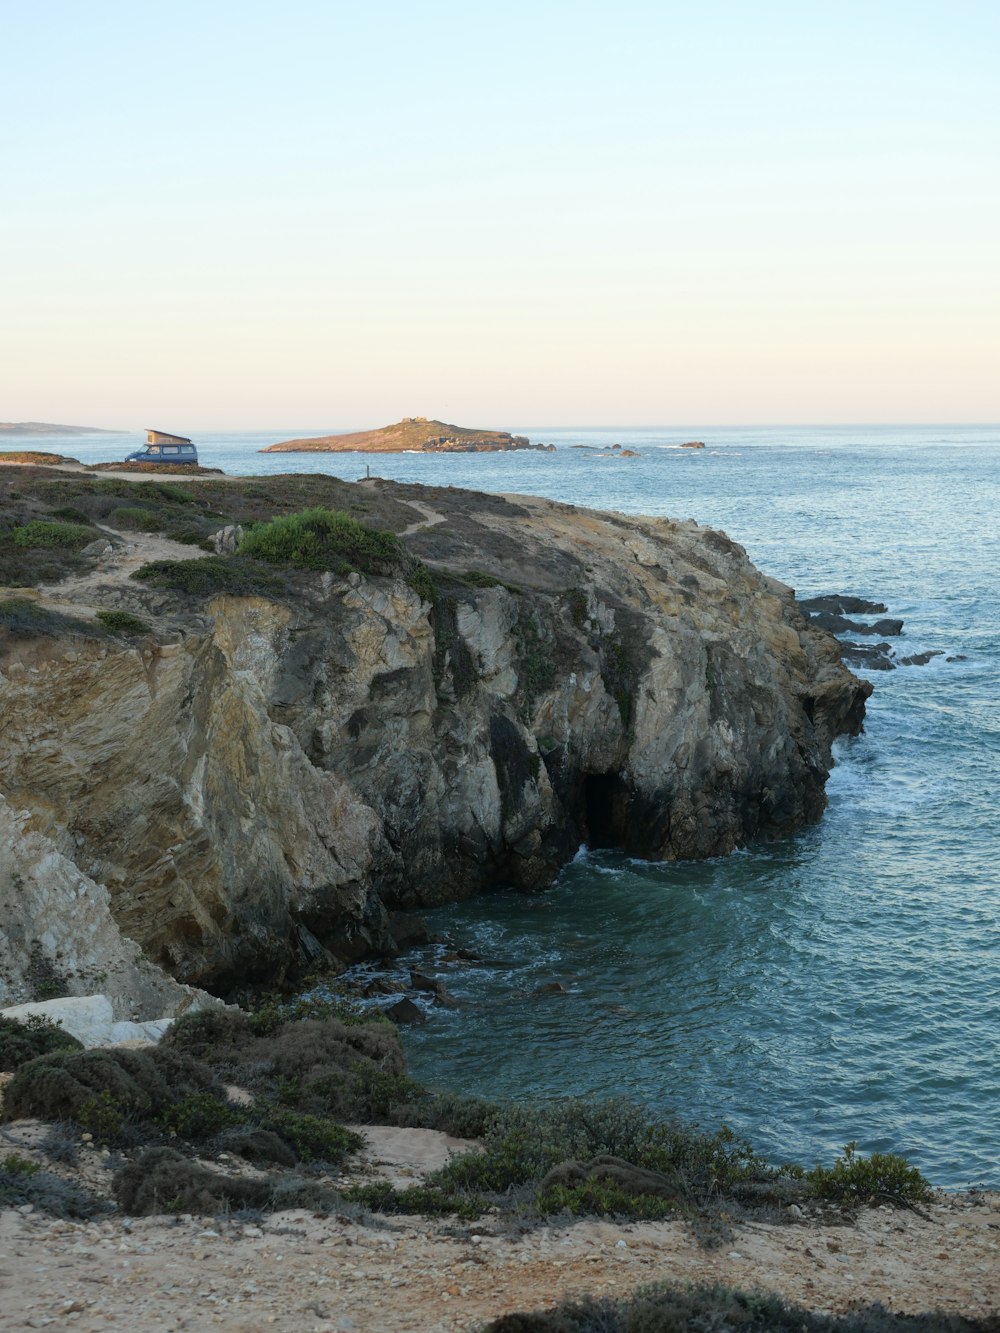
[261,416,554,454]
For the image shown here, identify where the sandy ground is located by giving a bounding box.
[1,1123,998,1332]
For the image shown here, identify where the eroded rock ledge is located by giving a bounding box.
[0,480,870,996]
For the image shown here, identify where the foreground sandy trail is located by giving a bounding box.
[1,1193,998,1332]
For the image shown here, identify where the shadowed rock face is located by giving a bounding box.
[0,483,871,994]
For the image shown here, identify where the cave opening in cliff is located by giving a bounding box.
[584,771,622,849]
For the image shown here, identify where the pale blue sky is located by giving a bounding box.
[3,1,998,428]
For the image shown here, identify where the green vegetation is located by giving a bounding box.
[0,1002,936,1225]
[258,1109,363,1162]
[430,1100,779,1217]
[239,507,402,573]
[0,1015,83,1072]
[806,1141,932,1205]
[108,505,163,531]
[482,1283,993,1333]
[131,556,281,598]
[516,612,556,715]
[342,1179,485,1219]
[95,609,149,635]
[13,519,95,548]
[0,1157,105,1219]
[0,597,99,640]
[407,559,439,605]
[601,636,635,728]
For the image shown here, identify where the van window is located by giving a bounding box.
[163,446,178,454]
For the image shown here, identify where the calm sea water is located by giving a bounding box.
[11,424,999,1187]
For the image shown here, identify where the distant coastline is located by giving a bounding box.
[0,421,125,437]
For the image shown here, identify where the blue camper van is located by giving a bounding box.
[125,429,199,464]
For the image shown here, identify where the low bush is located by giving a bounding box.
[431,1100,785,1218]
[0,1159,106,1219]
[108,506,163,531]
[483,1282,996,1332]
[260,1109,363,1163]
[407,560,439,605]
[95,609,149,635]
[213,1127,297,1168]
[12,519,95,548]
[0,597,98,639]
[0,1015,83,1072]
[49,506,92,524]
[112,1147,338,1217]
[162,1007,408,1122]
[131,555,281,598]
[342,1179,485,1219]
[806,1142,932,1206]
[1,1046,224,1144]
[239,507,402,573]
[158,1091,241,1139]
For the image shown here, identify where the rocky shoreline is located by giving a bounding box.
[1,465,869,1000]
[2,461,997,1328]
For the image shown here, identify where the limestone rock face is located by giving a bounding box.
[0,485,871,994]
[0,795,215,1018]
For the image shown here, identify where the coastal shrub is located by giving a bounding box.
[162,1007,409,1122]
[386,1089,495,1140]
[1,1046,224,1142]
[112,1147,339,1217]
[49,506,92,524]
[342,1179,485,1219]
[108,505,163,531]
[1,1153,41,1177]
[12,519,95,548]
[536,1157,684,1219]
[95,609,149,635]
[131,555,281,598]
[132,481,195,505]
[483,1283,999,1333]
[431,1100,781,1212]
[239,507,402,574]
[407,559,439,605]
[213,1127,297,1168]
[247,992,377,1033]
[0,597,98,639]
[806,1142,932,1206]
[158,1091,241,1140]
[259,1109,363,1163]
[0,1015,83,1072]
[0,1158,106,1219]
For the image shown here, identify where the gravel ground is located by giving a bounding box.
[1,1124,997,1332]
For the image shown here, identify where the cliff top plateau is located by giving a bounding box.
[262,416,547,452]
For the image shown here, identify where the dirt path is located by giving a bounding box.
[1,1189,997,1332]
[7,528,204,620]
[400,500,447,538]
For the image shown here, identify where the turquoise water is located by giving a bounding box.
[10,424,999,1186]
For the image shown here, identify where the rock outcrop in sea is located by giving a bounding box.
[0,478,871,1000]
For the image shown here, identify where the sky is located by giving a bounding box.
[2,1,998,429]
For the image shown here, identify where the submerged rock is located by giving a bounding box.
[0,481,870,994]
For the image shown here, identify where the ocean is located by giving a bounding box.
[9,423,999,1187]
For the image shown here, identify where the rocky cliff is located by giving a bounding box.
[0,477,870,998]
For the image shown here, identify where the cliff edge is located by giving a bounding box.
[0,473,870,997]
